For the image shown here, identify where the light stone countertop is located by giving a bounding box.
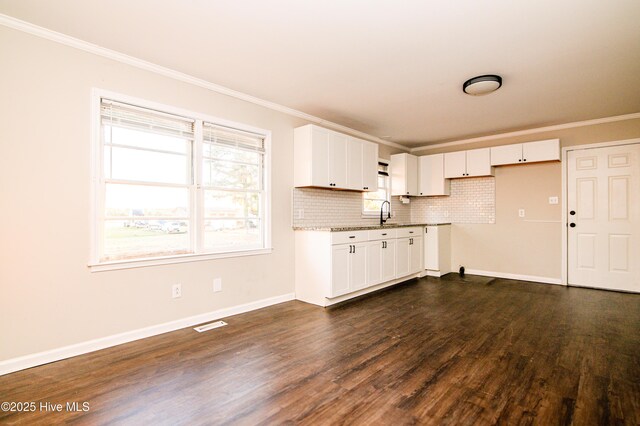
[292,223,451,232]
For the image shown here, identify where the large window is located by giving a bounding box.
[93,93,270,267]
[363,160,391,215]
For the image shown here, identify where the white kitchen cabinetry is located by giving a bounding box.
[294,124,379,191]
[328,131,348,188]
[424,224,451,277]
[396,227,423,277]
[490,139,560,166]
[365,239,397,287]
[391,153,418,195]
[361,140,378,191]
[444,148,493,178]
[418,154,450,196]
[295,226,425,307]
[366,229,397,286]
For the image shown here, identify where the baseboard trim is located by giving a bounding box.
[0,293,295,377]
[465,269,563,285]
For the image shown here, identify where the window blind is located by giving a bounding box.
[101,99,195,140]
[203,122,264,152]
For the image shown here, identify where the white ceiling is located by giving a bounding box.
[1,0,639,147]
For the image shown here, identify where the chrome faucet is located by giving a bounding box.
[380,200,391,225]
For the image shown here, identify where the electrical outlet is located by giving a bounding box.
[172,283,182,299]
[213,278,222,293]
[549,196,559,205]
[297,209,304,219]
[518,209,525,218]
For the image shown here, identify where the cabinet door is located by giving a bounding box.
[347,138,363,190]
[366,241,383,286]
[418,154,449,196]
[310,126,330,187]
[466,148,492,177]
[424,226,439,270]
[331,244,350,297]
[490,144,522,166]
[522,139,560,163]
[444,151,466,178]
[409,237,423,274]
[381,239,396,282]
[362,141,378,192]
[396,238,410,278]
[406,154,419,195]
[328,132,347,188]
[350,242,368,291]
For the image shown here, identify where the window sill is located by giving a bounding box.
[89,248,273,272]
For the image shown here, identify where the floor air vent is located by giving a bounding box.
[194,321,228,333]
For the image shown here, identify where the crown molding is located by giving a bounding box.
[410,112,640,153]
[0,13,408,150]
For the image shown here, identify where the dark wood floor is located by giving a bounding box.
[1,275,639,425]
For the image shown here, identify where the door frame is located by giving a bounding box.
[561,137,640,285]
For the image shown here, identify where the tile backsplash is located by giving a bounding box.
[410,177,495,224]
[292,177,495,228]
[292,188,411,228]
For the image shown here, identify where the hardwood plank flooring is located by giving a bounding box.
[1,275,639,425]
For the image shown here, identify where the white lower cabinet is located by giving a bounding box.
[366,239,397,286]
[295,227,425,307]
[396,238,410,278]
[424,224,451,277]
[409,236,423,274]
[381,239,396,282]
[331,242,367,297]
[397,236,423,277]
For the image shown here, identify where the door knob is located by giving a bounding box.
[569,223,576,228]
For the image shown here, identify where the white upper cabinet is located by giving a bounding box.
[361,140,378,191]
[418,154,450,196]
[522,139,560,163]
[294,124,378,191]
[346,137,363,190]
[328,131,348,188]
[444,148,493,178]
[490,139,560,166]
[391,153,418,196]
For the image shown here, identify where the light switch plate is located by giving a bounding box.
[518,209,525,218]
[549,196,559,205]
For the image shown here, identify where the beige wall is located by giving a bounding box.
[419,119,640,279]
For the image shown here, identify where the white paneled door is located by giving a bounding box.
[567,143,639,292]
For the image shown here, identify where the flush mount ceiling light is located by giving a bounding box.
[463,74,502,96]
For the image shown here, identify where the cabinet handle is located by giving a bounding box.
[518,159,522,162]
[353,246,356,253]
[349,236,355,239]
[382,233,387,236]
[349,245,352,253]
[523,159,527,162]
[409,231,414,234]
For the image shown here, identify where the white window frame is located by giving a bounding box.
[89,89,272,272]
[362,158,391,217]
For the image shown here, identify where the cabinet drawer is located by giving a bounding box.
[396,227,422,238]
[331,230,369,245]
[368,229,397,241]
